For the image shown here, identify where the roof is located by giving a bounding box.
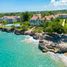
[45,15,54,18]
[30,14,41,20]
[31,15,39,20]
[31,13,67,21]
[55,14,67,18]
[42,15,55,20]
[3,16,20,19]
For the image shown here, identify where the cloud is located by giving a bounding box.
[51,0,67,6]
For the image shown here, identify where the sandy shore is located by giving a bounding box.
[47,52,67,67]
[58,54,67,67]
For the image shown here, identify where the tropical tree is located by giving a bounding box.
[20,12,30,22]
[43,19,64,34]
[21,21,30,31]
[3,20,8,25]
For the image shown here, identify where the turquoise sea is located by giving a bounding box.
[0,31,65,67]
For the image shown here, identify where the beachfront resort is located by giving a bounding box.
[0,12,67,33]
[0,11,67,67]
[0,0,67,67]
[0,11,67,54]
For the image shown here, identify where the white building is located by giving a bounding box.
[3,16,20,24]
[30,14,42,26]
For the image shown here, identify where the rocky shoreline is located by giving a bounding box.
[0,27,67,54]
[38,33,67,54]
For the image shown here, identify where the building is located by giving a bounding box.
[0,18,3,23]
[57,14,67,19]
[3,16,20,24]
[30,14,56,26]
[42,15,55,21]
[30,14,42,26]
[30,13,67,26]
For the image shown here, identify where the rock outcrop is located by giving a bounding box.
[38,34,67,53]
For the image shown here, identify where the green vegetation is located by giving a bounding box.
[42,19,65,34]
[32,27,43,33]
[20,21,31,31]
[63,20,67,33]
[0,10,67,34]
[20,12,32,22]
[2,20,8,25]
[13,22,21,24]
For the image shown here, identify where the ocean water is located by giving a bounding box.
[0,31,65,67]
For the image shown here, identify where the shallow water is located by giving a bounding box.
[0,31,65,67]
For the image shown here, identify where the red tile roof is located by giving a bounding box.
[31,14,41,20]
[3,16,20,19]
[31,15,39,20]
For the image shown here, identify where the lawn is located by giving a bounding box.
[64,23,67,28]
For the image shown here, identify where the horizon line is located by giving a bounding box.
[0,9,67,14]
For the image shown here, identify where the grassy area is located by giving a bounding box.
[0,25,3,28]
[59,19,63,24]
[32,27,43,33]
[64,23,67,29]
[13,22,21,24]
[0,18,67,34]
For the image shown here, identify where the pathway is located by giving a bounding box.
[62,19,65,27]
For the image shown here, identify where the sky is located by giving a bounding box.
[0,0,67,13]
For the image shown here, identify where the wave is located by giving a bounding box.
[47,52,67,67]
[20,35,67,66]
[57,54,67,66]
[21,35,39,44]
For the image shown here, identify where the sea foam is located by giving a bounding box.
[47,52,67,66]
[21,35,39,44]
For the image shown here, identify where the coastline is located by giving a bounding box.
[0,27,67,54]
[0,27,67,66]
[58,54,67,67]
[0,31,65,67]
[22,34,67,66]
[23,35,67,67]
[38,33,67,53]
[45,52,67,67]
[20,35,39,44]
